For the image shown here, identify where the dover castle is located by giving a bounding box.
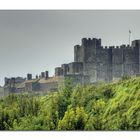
[1,37,140,95]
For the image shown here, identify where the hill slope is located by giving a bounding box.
[0,77,140,130]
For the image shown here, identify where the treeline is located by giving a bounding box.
[0,77,140,130]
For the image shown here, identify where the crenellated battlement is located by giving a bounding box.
[81,37,101,46]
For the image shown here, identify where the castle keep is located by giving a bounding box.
[2,37,140,95]
[73,38,140,82]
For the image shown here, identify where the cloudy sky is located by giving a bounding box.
[0,10,140,85]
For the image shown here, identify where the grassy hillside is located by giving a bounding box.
[0,77,140,130]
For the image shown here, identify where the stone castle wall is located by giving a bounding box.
[74,38,140,83]
[3,37,140,95]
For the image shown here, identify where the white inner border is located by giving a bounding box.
[0,0,140,9]
[0,0,140,140]
[0,131,140,140]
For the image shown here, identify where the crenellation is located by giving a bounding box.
[98,38,102,46]
[120,45,125,48]
[126,45,131,48]
[82,38,88,46]
[109,46,114,49]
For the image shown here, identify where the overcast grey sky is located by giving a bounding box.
[0,10,140,85]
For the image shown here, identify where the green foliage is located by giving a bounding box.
[58,107,87,130]
[0,77,140,130]
[121,75,131,81]
[17,94,40,117]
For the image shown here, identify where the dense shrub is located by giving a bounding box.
[0,77,140,130]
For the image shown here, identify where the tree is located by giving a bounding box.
[58,107,87,130]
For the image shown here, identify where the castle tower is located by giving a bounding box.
[73,37,140,83]
[131,40,140,74]
[27,74,32,80]
[45,71,49,79]
[61,64,69,76]
[4,77,10,86]
[55,67,63,76]
[74,45,83,62]
[41,72,45,78]
[81,38,101,83]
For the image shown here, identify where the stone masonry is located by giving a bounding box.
[73,38,140,83]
